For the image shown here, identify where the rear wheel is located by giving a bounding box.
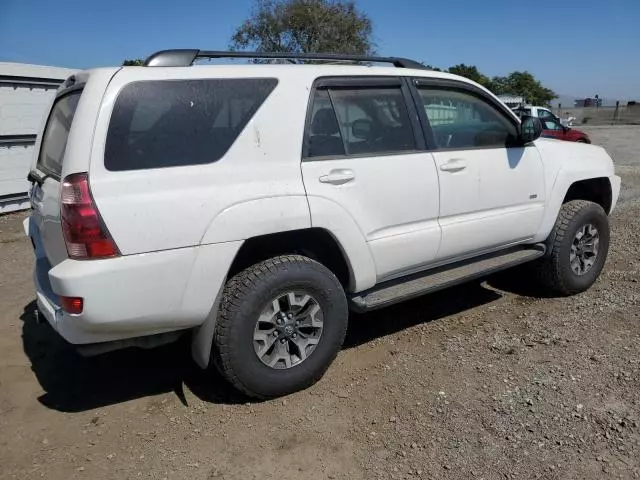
[534,200,610,295]
[212,255,348,399]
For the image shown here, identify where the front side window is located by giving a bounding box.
[417,88,518,149]
[105,78,277,171]
[305,85,416,158]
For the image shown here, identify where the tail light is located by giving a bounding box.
[61,173,119,259]
[61,296,84,315]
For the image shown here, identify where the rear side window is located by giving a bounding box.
[38,91,82,177]
[105,78,278,171]
[305,85,416,158]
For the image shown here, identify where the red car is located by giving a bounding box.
[540,118,590,143]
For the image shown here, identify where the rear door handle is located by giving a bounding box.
[319,169,355,185]
[439,159,467,172]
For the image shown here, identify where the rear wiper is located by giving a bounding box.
[27,171,47,186]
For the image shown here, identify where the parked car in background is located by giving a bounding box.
[513,105,558,121]
[513,105,574,126]
[540,117,591,143]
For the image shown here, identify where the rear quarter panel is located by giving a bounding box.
[88,68,313,254]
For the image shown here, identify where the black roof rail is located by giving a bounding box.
[143,49,427,69]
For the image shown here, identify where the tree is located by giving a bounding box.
[445,64,557,105]
[447,64,491,89]
[489,71,557,106]
[488,75,509,94]
[230,0,374,58]
[123,59,144,66]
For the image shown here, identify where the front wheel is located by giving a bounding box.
[534,200,610,295]
[212,255,348,399]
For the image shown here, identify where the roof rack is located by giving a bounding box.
[143,49,427,69]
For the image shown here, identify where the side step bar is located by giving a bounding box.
[349,245,545,312]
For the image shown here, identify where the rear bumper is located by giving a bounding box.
[32,241,241,345]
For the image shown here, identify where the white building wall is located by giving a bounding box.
[0,62,76,213]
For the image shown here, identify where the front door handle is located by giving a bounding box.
[439,159,467,172]
[319,169,355,185]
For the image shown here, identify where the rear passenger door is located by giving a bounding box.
[411,79,545,260]
[301,77,441,281]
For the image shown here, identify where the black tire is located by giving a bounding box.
[534,200,610,295]
[212,255,348,399]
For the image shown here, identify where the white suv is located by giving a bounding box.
[27,49,621,398]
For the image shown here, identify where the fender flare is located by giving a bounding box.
[192,195,378,367]
[533,168,613,243]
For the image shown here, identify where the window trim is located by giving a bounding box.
[409,78,526,152]
[302,76,425,161]
[36,87,85,180]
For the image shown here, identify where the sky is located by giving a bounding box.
[1,0,638,100]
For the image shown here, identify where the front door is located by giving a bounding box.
[413,81,545,260]
[301,78,441,281]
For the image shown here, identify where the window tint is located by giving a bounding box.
[538,109,555,119]
[38,91,82,177]
[305,86,415,158]
[417,88,518,149]
[330,87,416,155]
[306,90,345,157]
[542,119,562,130]
[105,78,277,171]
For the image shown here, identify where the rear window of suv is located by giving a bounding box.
[37,91,82,177]
[105,78,277,171]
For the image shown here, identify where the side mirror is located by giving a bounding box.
[352,118,373,140]
[520,115,543,143]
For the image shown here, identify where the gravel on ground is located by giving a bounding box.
[1,126,639,480]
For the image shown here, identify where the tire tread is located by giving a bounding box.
[214,255,344,399]
[535,200,606,295]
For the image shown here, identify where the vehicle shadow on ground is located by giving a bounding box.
[343,281,501,348]
[486,267,560,299]
[20,301,247,412]
[21,277,543,413]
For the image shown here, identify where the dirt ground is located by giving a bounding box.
[1,126,639,480]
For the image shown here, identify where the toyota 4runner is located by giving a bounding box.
[26,49,621,398]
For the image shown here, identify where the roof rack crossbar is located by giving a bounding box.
[143,49,426,69]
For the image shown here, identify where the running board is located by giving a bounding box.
[349,245,545,312]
